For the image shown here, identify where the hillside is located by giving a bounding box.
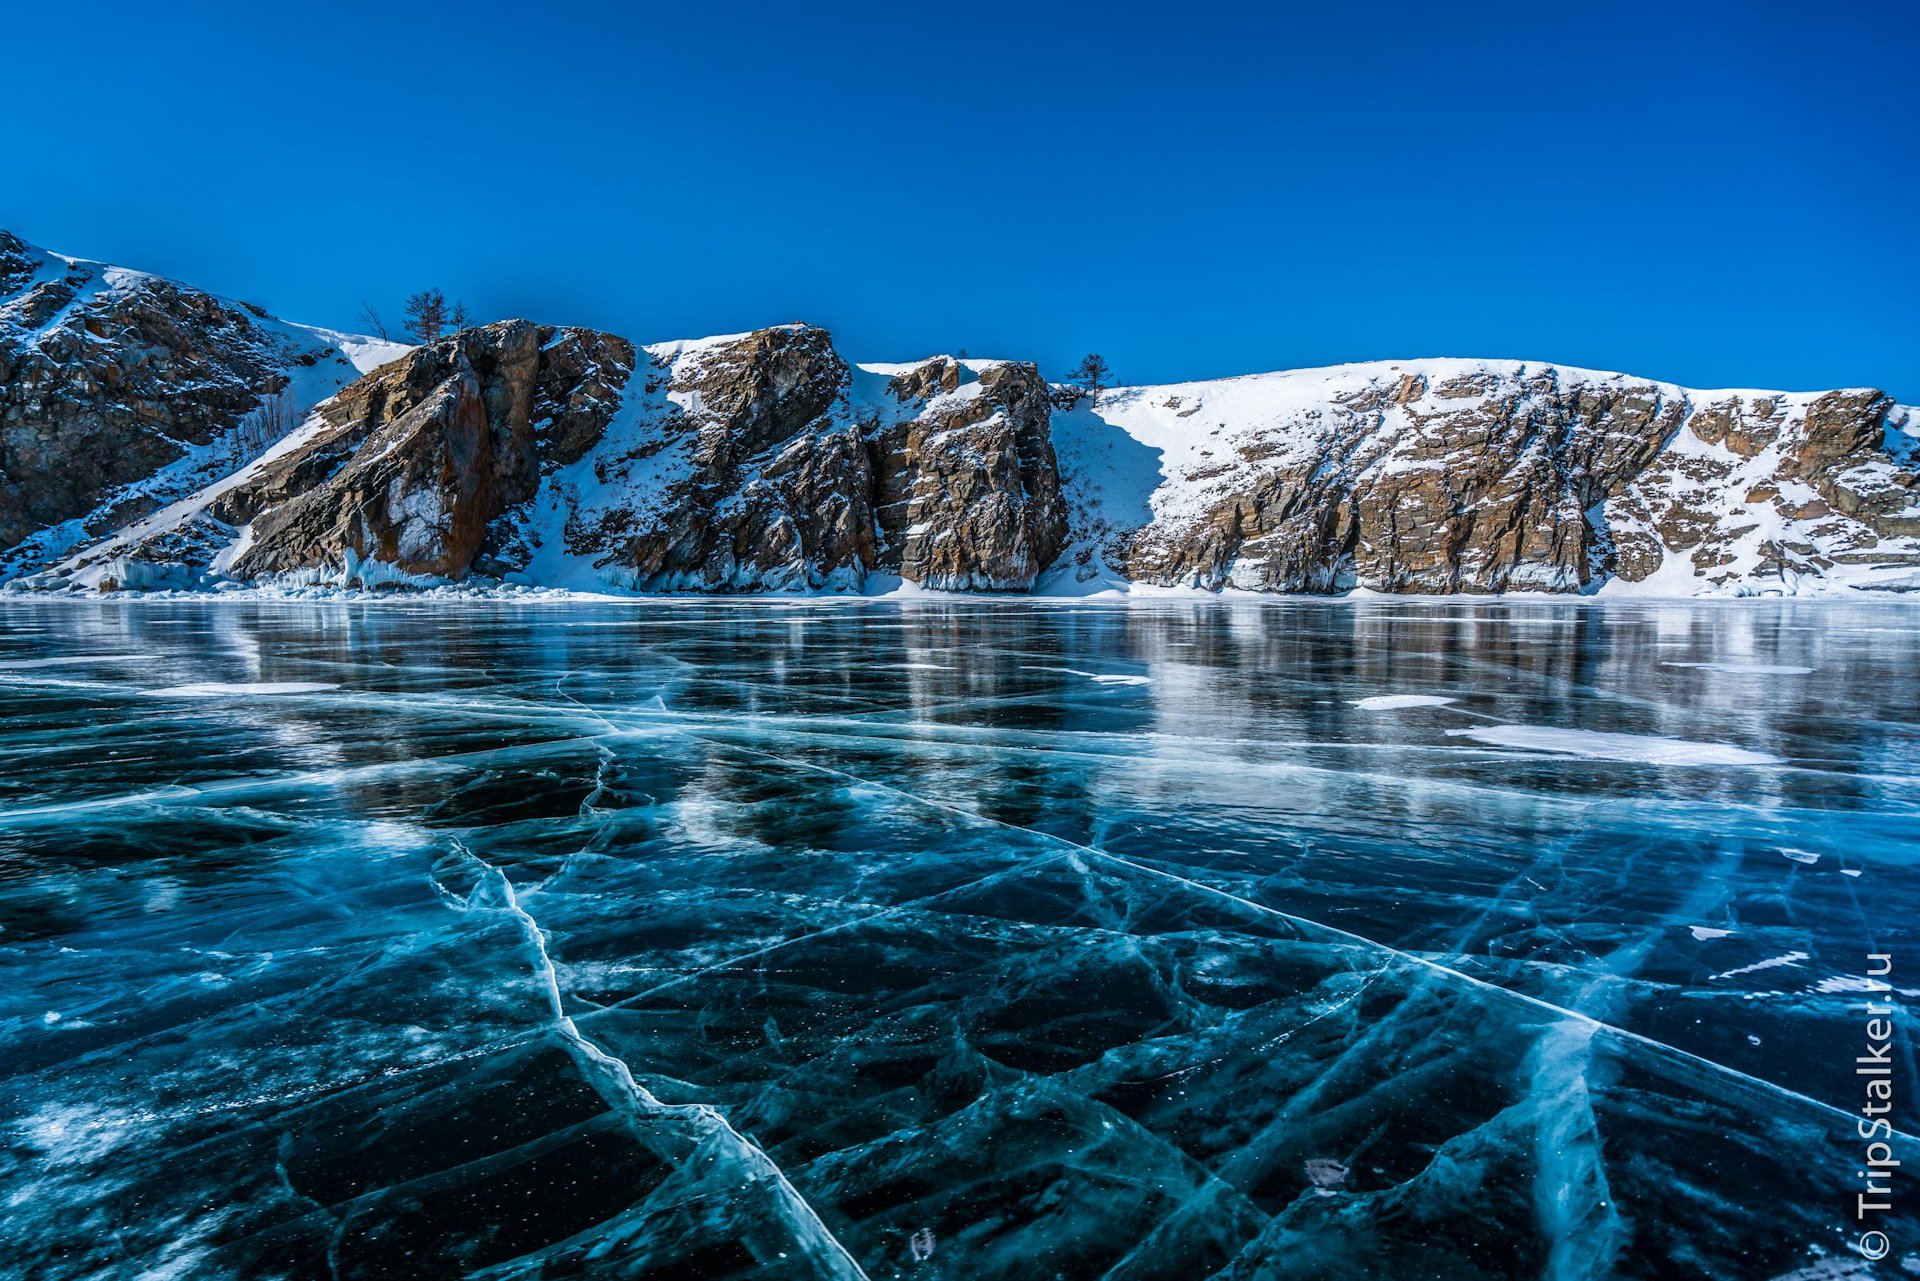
[2,235,1915,598]
[0,232,408,580]
[1046,359,1920,595]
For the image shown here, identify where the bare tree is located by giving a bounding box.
[450,301,472,332]
[403,288,448,343]
[356,300,390,341]
[232,385,299,462]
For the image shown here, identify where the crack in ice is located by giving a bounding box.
[453,845,871,1280]
[650,724,1915,1142]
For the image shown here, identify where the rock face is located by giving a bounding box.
[490,331,1067,593]
[32,316,1070,595]
[1602,387,1917,588]
[1049,360,1920,595]
[48,322,634,587]
[514,324,875,592]
[229,322,634,581]
[4,233,1915,597]
[869,358,1068,590]
[0,232,405,578]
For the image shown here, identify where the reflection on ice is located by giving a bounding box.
[146,681,342,697]
[1032,666,1154,686]
[1710,952,1811,982]
[1445,724,1782,766]
[0,597,1916,1279]
[0,653,154,669]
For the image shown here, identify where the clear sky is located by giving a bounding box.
[8,0,1917,398]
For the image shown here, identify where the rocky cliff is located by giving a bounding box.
[2,234,1915,597]
[0,233,408,580]
[1047,360,1920,596]
[25,316,1070,595]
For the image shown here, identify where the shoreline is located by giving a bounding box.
[5,583,1920,608]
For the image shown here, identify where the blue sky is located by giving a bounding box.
[8,0,1917,398]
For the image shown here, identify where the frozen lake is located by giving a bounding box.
[2,598,1917,1278]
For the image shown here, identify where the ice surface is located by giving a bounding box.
[1,597,1916,1279]
[1352,694,1455,710]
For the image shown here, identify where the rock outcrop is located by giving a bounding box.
[48,322,634,587]
[229,322,633,580]
[3,233,1915,597]
[0,232,405,578]
[489,331,1066,593]
[869,358,1067,590]
[1049,360,1920,595]
[33,317,1071,595]
[512,324,875,592]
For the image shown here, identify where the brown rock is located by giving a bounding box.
[870,360,1067,589]
[0,231,382,575]
[229,322,632,581]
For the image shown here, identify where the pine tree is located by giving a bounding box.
[450,301,471,332]
[403,288,448,343]
[1069,353,1112,393]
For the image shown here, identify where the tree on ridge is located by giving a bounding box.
[356,300,389,341]
[1069,353,1112,393]
[403,289,448,343]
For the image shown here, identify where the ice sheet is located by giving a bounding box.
[1,596,1914,1279]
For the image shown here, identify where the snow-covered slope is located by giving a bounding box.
[491,336,1064,595]
[0,231,408,580]
[1044,359,1920,597]
[31,323,1066,597]
[3,232,1915,599]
